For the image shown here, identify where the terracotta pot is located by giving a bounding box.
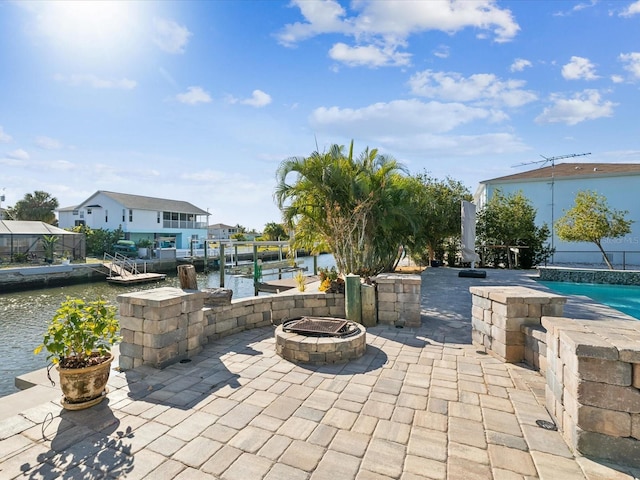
[57,353,113,410]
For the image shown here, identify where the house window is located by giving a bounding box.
[87,208,92,215]
[122,209,126,222]
[157,212,161,224]
[129,209,133,222]
[105,210,108,223]
[72,209,78,216]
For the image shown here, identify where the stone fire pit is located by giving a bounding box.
[275,316,366,365]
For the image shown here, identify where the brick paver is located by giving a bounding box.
[2,268,640,479]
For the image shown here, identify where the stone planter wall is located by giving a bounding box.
[375,273,421,327]
[470,286,566,363]
[538,266,640,285]
[543,316,640,468]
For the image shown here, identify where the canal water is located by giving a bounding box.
[0,254,336,398]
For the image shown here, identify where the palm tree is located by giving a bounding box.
[274,141,415,275]
[6,190,59,225]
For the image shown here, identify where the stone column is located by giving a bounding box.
[469,286,566,363]
[375,274,421,328]
[117,287,205,370]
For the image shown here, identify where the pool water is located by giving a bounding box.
[538,281,640,320]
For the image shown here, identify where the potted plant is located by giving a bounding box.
[61,250,71,265]
[34,297,121,410]
[137,238,153,258]
[41,234,58,264]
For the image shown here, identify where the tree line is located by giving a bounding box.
[4,147,633,270]
[275,141,633,273]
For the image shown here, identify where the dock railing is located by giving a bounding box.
[103,252,144,278]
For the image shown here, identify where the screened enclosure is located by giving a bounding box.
[0,221,85,263]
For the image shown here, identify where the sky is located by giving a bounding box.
[1,0,639,231]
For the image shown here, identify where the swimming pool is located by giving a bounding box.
[538,281,640,320]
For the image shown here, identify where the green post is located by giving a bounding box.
[313,255,318,275]
[253,244,260,296]
[203,240,208,273]
[219,243,225,287]
[361,283,377,327]
[345,274,362,324]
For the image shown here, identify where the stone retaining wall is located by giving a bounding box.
[117,275,422,370]
[117,287,345,370]
[538,266,640,285]
[543,316,640,467]
[470,285,640,468]
[522,324,548,375]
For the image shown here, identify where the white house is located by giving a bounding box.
[58,191,209,249]
[475,163,640,267]
[207,223,239,241]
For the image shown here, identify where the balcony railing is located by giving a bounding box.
[163,220,208,229]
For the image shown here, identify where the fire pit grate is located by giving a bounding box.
[284,317,349,336]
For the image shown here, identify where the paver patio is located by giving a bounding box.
[1,267,639,479]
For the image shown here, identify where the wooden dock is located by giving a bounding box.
[103,259,166,285]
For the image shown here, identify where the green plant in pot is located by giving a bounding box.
[41,234,58,264]
[34,297,121,410]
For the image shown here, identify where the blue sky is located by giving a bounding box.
[1,0,639,230]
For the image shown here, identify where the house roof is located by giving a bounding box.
[481,163,640,183]
[61,191,209,215]
[0,221,79,235]
[208,223,237,229]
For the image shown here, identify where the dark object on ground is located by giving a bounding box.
[458,269,487,278]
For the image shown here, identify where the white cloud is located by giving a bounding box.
[176,86,212,105]
[0,126,11,143]
[35,136,63,150]
[46,160,74,171]
[620,52,640,79]
[241,90,272,108]
[226,90,273,107]
[277,0,520,68]
[310,99,506,137]
[535,89,616,125]
[408,70,537,107]
[433,45,450,59]
[6,149,30,160]
[553,0,597,16]
[153,18,191,54]
[620,1,640,16]
[611,74,625,83]
[54,73,137,89]
[561,56,599,80]
[510,58,532,72]
[329,43,411,67]
[277,0,348,47]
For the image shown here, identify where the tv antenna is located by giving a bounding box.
[512,152,591,257]
[513,152,591,169]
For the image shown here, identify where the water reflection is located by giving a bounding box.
[0,255,335,398]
